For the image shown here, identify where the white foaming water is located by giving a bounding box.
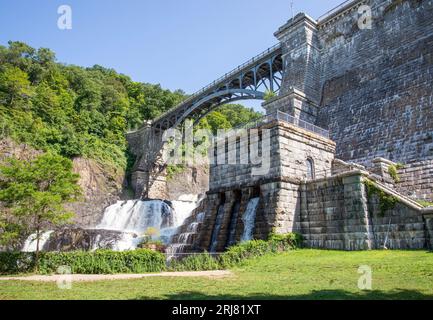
[171,195,200,227]
[166,211,206,259]
[21,195,200,252]
[22,231,54,252]
[241,198,260,242]
[96,200,171,234]
[187,222,200,233]
[209,205,225,252]
[93,196,199,251]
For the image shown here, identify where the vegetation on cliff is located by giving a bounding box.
[0,41,262,172]
[0,41,185,170]
[0,41,262,249]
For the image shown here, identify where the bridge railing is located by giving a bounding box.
[232,110,330,139]
[153,43,282,124]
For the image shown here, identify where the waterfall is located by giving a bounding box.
[21,195,200,252]
[171,194,201,226]
[94,198,198,249]
[165,211,206,259]
[209,205,226,252]
[22,231,54,252]
[226,200,241,248]
[241,198,260,242]
[96,200,172,235]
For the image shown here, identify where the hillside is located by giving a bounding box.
[0,41,262,227]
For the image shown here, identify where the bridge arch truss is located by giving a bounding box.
[152,44,283,132]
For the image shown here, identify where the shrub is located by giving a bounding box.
[0,252,35,274]
[364,179,399,216]
[169,233,302,271]
[220,240,270,267]
[169,252,220,271]
[388,163,403,183]
[0,249,166,275]
[268,232,303,251]
[417,200,433,208]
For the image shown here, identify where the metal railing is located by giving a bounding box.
[276,111,330,138]
[233,110,330,139]
[153,43,282,123]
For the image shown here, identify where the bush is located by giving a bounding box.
[0,249,166,275]
[417,200,433,208]
[220,240,271,267]
[169,252,220,271]
[268,232,303,250]
[170,233,302,271]
[0,233,302,274]
[0,252,35,274]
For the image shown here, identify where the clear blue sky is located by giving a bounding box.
[0,0,343,97]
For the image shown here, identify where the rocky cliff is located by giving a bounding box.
[0,139,126,228]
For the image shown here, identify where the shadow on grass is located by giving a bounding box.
[136,289,433,300]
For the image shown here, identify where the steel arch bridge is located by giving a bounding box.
[151,43,283,132]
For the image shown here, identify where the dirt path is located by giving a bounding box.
[0,270,233,282]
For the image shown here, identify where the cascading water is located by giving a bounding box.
[209,205,226,253]
[226,200,241,248]
[171,194,201,226]
[241,198,260,242]
[22,231,54,252]
[93,197,199,250]
[165,211,206,259]
[96,200,172,234]
[21,195,200,252]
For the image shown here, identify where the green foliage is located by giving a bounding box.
[0,41,186,170]
[267,232,303,249]
[0,252,35,274]
[364,179,399,217]
[220,240,271,267]
[198,104,262,134]
[220,233,302,267]
[417,200,433,208]
[169,252,221,271]
[388,163,403,183]
[169,233,302,271]
[0,42,262,174]
[264,90,277,102]
[0,249,166,275]
[0,153,81,250]
[166,164,186,180]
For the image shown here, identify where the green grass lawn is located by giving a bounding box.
[1,249,433,300]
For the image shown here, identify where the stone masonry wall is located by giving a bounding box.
[316,0,433,165]
[209,121,336,192]
[295,171,431,250]
[396,160,433,201]
[295,172,373,250]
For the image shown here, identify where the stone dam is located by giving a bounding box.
[123,0,433,253]
[23,0,433,254]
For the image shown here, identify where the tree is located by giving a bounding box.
[0,65,33,107]
[0,153,81,269]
